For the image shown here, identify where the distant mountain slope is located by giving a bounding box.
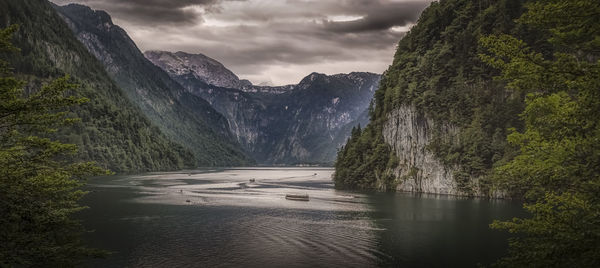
[54,4,253,166]
[146,51,381,165]
[0,0,195,172]
[262,72,379,164]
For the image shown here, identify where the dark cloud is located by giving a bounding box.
[323,1,428,33]
[51,0,225,25]
[50,0,432,84]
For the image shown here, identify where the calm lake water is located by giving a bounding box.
[80,167,523,267]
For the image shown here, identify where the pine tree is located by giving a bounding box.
[0,25,107,267]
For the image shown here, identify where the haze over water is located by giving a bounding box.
[81,168,522,267]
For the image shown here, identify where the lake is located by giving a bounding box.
[80,167,522,267]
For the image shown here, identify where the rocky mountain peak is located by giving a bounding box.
[144,50,248,89]
[296,72,380,92]
[58,4,114,30]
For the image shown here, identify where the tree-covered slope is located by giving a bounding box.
[0,0,195,172]
[334,0,532,195]
[54,4,253,166]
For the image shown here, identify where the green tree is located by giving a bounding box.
[0,25,107,267]
[480,0,600,266]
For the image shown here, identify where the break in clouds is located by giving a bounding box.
[51,0,431,85]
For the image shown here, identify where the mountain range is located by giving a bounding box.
[55,3,379,165]
[146,50,379,164]
[0,0,378,170]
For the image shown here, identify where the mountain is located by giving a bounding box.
[144,51,250,90]
[146,50,379,164]
[54,4,253,166]
[333,0,528,196]
[261,72,378,164]
[0,0,197,172]
[144,50,293,94]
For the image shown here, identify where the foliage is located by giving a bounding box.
[0,0,196,173]
[334,124,398,191]
[0,25,107,267]
[480,0,600,266]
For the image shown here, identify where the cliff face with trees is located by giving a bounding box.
[335,0,530,196]
[336,0,600,265]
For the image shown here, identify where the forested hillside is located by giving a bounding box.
[0,0,195,172]
[334,0,531,195]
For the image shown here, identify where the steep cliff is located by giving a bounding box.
[382,105,463,195]
[334,0,529,196]
[54,4,253,166]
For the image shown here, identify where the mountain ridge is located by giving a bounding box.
[144,50,250,90]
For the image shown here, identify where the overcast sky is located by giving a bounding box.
[51,0,432,85]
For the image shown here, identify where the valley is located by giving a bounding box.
[2,0,597,266]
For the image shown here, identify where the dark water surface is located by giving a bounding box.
[80,168,522,267]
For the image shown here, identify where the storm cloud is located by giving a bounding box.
[323,1,427,33]
[50,0,432,85]
[50,0,224,24]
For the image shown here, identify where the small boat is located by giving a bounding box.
[285,194,309,201]
[249,178,256,183]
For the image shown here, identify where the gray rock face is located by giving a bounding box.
[382,105,485,196]
[144,50,248,90]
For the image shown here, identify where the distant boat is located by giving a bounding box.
[249,178,256,183]
[285,194,309,201]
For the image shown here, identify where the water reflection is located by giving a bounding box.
[80,168,522,267]
[366,193,522,267]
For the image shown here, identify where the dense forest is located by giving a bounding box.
[336,0,600,265]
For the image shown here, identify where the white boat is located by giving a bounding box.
[285,194,309,201]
